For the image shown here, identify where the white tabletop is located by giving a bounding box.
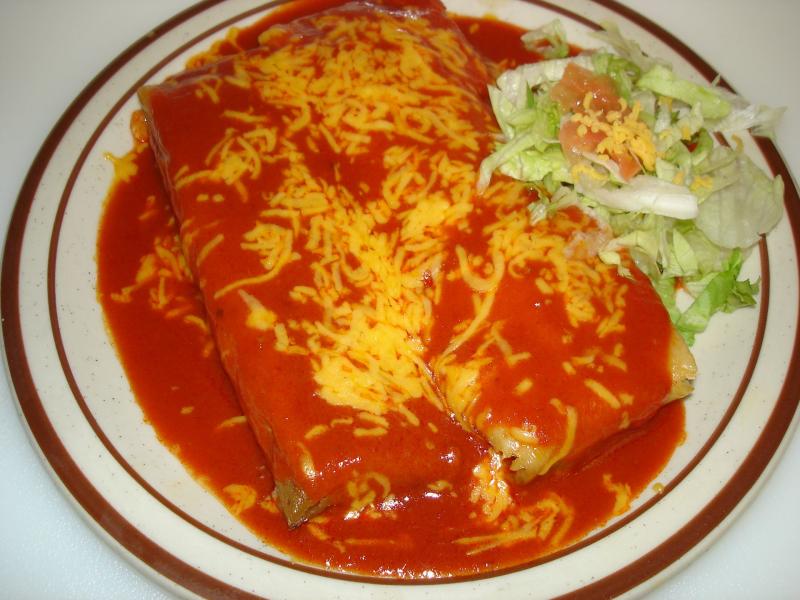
[1,1,798,598]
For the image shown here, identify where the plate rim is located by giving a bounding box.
[2,0,800,598]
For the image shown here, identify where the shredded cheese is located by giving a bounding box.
[141,7,656,519]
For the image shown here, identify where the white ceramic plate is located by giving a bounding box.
[2,1,799,598]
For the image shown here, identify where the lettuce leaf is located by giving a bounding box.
[674,249,758,344]
[591,52,640,103]
[493,54,594,110]
[479,80,564,192]
[577,175,699,219]
[713,103,786,138]
[590,21,664,72]
[497,144,570,184]
[478,21,785,345]
[695,147,784,248]
[652,276,681,323]
[521,20,569,59]
[637,64,731,119]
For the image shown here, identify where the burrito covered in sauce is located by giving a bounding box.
[429,202,695,483]
[139,0,694,527]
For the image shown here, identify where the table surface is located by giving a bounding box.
[1,1,799,598]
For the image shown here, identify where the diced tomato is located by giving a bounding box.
[614,151,641,180]
[559,119,641,180]
[553,64,641,179]
[550,63,621,112]
[559,119,605,156]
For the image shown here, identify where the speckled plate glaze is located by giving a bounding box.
[2,0,799,598]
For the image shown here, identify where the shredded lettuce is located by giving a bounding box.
[674,250,758,344]
[637,64,731,119]
[479,76,565,192]
[521,20,569,59]
[591,52,641,103]
[590,20,664,72]
[528,185,579,224]
[713,104,786,138]
[694,147,784,248]
[652,276,681,323]
[479,20,785,344]
[498,144,570,185]
[493,54,594,111]
[577,175,699,219]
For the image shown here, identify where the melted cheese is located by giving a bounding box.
[602,473,632,516]
[216,415,247,429]
[146,7,665,519]
[572,97,657,171]
[104,150,139,183]
[468,453,513,523]
[166,10,498,432]
[584,378,622,410]
[434,207,635,481]
[457,491,574,555]
[110,232,214,350]
[222,484,257,515]
[346,472,392,516]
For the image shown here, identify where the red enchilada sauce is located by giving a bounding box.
[97,3,684,578]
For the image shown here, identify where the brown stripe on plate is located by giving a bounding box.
[549,3,800,597]
[44,0,780,587]
[2,0,284,598]
[42,0,460,587]
[52,0,754,585]
[1,0,798,598]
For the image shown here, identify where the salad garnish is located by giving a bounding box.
[479,21,785,344]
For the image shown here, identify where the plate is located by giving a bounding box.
[2,1,799,598]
